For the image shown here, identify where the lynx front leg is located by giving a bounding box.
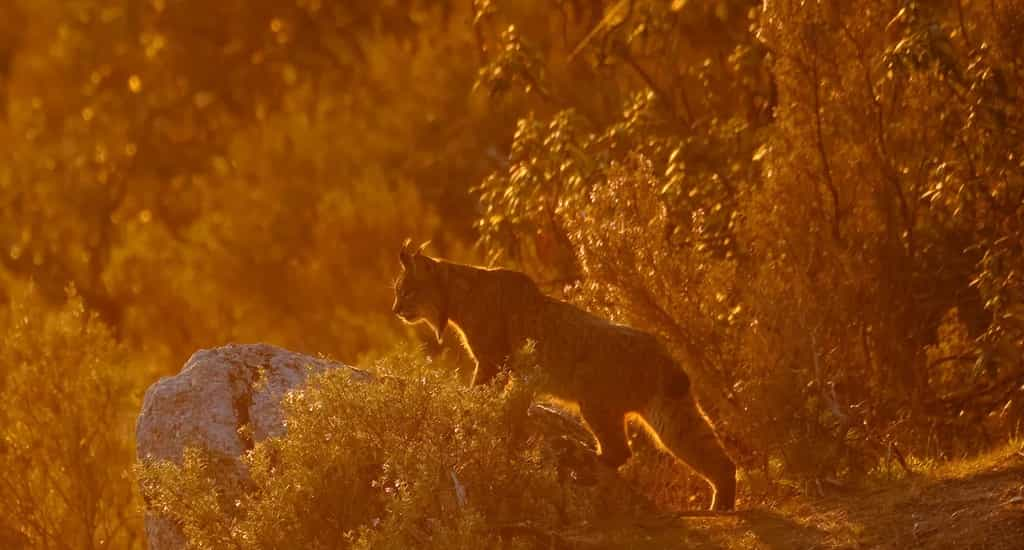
[467,338,507,386]
[579,406,631,469]
[470,359,500,386]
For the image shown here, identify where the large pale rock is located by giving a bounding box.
[135,343,372,550]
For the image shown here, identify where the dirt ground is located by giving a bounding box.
[553,444,1024,549]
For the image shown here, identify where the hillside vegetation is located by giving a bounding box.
[0,1,1021,548]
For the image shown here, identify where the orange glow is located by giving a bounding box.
[1,1,1021,548]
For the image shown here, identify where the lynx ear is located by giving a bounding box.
[399,238,414,269]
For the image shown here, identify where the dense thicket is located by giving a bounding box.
[1,0,1021,547]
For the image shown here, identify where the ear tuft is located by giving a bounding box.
[399,238,414,268]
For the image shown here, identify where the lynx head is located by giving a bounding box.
[393,239,448,341]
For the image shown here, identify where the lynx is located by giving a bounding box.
[392,240,736,511]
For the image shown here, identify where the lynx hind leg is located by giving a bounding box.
[637,392,736,511]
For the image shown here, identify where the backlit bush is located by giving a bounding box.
[0,284,143,548]
[138,347,604,549]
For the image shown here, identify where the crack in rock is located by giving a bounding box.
[229,365,257,452]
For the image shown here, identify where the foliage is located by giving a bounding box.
[0,0,487,363]
[472,0,1024,479]
[0,284,143,548]
[747,0,1024,468]
[137,348,601,549]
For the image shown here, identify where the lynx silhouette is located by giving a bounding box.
[392,240,736,511]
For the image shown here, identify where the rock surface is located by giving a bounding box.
[135,343,371,550]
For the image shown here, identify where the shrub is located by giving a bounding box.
[137,347,608,549]
[0,284,143,548]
